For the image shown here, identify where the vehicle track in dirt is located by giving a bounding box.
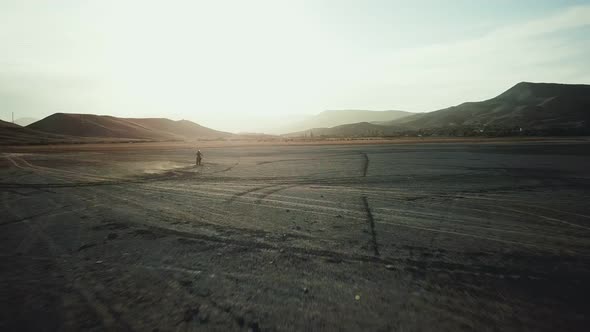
[18,151,588,254]
[4,170,586,254]
[361,196,379,256]
[3,142,590,331]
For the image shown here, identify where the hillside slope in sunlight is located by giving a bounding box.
[388,82,590,129]
[27,113,233,140]
[286,82,590,137]
[0,119,80,145]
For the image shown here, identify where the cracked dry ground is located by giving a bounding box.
[1,142,590,331]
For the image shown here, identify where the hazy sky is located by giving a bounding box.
[1,0,590,132]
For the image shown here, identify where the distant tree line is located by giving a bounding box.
[399,126,590,137]
[315,125,590,138]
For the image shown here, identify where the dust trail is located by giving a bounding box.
[361,152,369,177]
[362,195,380,256]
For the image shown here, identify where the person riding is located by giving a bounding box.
[196,149,203,166]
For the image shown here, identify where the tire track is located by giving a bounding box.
[85,184,294,239]
[81,184,376,261]
[120,218,561,282]
[137,180,590,247]
[3,191,135,330]
[0,207,73,227]
[361,152,369,177]
[8,151,588,254]
[9,164,584,253]
[211,161,240,174]
[361,196,379,256]
[460,195,590,220]
[375,220,571,253]
[3,154,26,169]
[108,184,590,252]
[373,208,587,243]
[1,154,199,188]
[255,184,301,204]
[455,199,590,232]
[497,206,590,231]
[226,183,283,204]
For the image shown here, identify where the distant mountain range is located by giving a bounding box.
[285,82,590,137]
[280,110,413,133]
[2,82,589,145]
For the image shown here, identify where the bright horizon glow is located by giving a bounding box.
[1,0,590,133]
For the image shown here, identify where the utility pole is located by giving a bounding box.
[12,112,14,123]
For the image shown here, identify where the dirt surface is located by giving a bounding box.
[1,142,590,331]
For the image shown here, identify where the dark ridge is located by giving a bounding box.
[26,113,233,140]
[361,196,380,257]
[284,82,590,138]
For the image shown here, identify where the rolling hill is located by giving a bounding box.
[0,119,82,145]
[286,82,590,137]
[0,120,20,128]
[124,118,232,139]
[388,82,590,130]
[27,113,233,140]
